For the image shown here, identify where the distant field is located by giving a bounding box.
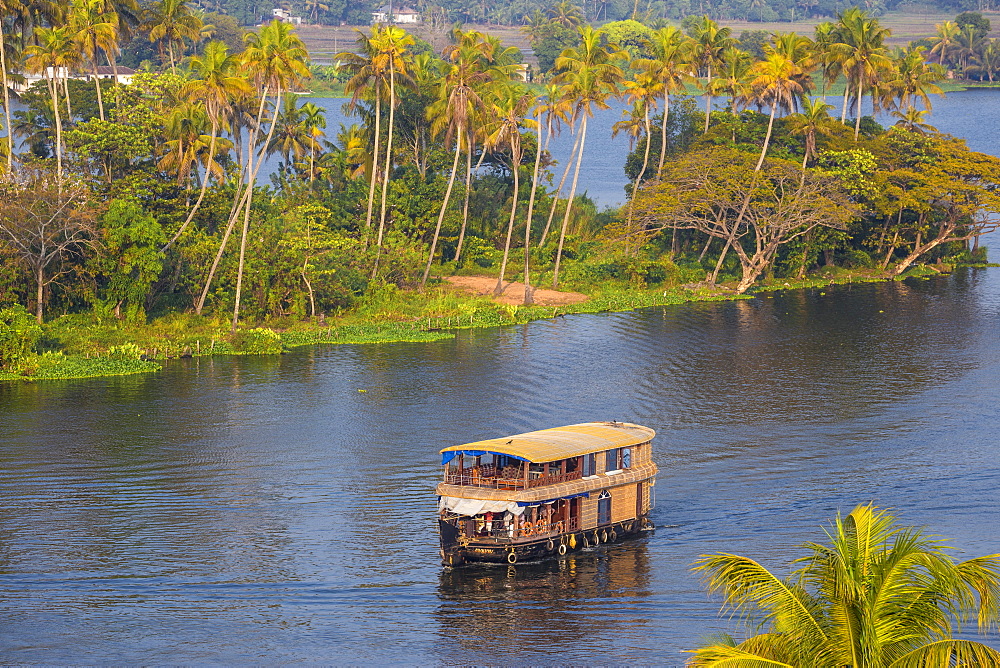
[296,7,1000,67]
[717,6,995,45]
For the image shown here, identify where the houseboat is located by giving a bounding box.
[437,421,658,566]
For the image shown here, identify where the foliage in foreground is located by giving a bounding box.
[689,504,1000,666]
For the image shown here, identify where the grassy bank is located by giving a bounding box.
[4,263,985,383]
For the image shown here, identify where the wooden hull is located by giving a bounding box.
[440,516,654,567]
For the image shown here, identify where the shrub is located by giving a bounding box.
[230,327,284,355]
[0,304,42,372]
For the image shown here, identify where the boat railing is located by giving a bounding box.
[475,516,582,541]
[444,469,583,489]
[526,470,583,488]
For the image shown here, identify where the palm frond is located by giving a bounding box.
[693,553,828,646]
[887,639,1000,667]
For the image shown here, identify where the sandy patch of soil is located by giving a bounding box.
[444,276,589,307]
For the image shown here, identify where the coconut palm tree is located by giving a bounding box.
[639,25,694,174]
[23,25,76,180]
[547,0,584,28]
[536,83,574,248]
[812,21,838,101]
[689,503,1000,666]
[370,25,413,271]
[885,46,944,113]
[714,46,752,115]
[831,8,891,140]
[229,19,309,330]
[299,101,326,183]
[163,39,248,251]
[451,29,519,266]
[522,97,545,305]
[615,68,659,247]
[786,96,835,173]
[268,94,310,168]
[421,39,488,289]
[0,20,21,172]
[338,28,389,236]
[970,39,1000,83]
[930,20,960,68]
[689,16,733,134]
[769,31,816,97]
[749,51,803,171]
[891,105,938,134]
[954,24,983,77]
[550,25,626,289]
[69,0,119,121]
[145,0,202,75]
[303,0,326,24]
[483,82,533,296]
[337,25,412,246]
[157,101,231,187]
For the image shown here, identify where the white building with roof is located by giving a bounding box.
[371,5,421,24]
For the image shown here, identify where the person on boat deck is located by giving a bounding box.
[484,511,494,534]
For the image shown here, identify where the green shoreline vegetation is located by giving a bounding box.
[4,4,1000,381]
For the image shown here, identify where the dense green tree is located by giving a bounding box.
[95,198,165,321]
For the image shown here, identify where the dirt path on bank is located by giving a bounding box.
[444,276,589,307]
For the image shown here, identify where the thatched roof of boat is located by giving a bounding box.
[440,421,655,464]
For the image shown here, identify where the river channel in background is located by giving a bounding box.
[4,91,1000,662]
[297,88,1000,207]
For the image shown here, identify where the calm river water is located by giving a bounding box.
[4,92,1000,663]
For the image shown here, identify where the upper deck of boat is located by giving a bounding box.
[437,421,658,502]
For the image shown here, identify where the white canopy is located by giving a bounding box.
[439,496,525,517]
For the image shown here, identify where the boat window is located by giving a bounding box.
[565,457,578,473]
[598,490,612,525]
[622,447,632,469]
[606,448,619,472]
[582,452,596,476]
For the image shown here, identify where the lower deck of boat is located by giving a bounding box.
[440,516,653,566]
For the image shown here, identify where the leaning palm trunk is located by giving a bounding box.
[522,113,544,305]
[494,149,520,295]
[371,67,397,278]
[233,88,283,332]
[162,121,219,251]
[90,40,104,121]
[196,87,270,315]
[657,93,670,175]
[364,92,382,237]
[1,38,13,171]
[853,77,864,140]
[421,129,462,289]
[108,51,120,113]
[625,105,653,255]
[452,135,474,265]
[539,131,579,246]
[703,64,712,133]
[47,76,63,181]
[61,73,72,120]
[755,104,776,171]
[553,114,587,289]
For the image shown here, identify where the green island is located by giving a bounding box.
[3,5,1000,385]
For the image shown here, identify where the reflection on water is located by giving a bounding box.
[437,542,653,665]
[3,270,1000,662]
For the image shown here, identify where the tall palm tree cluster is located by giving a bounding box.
[0,7,990,327]
[929,17,1000,83]
[1,0,215,178]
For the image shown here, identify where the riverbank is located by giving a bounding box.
[2,263,985,382]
